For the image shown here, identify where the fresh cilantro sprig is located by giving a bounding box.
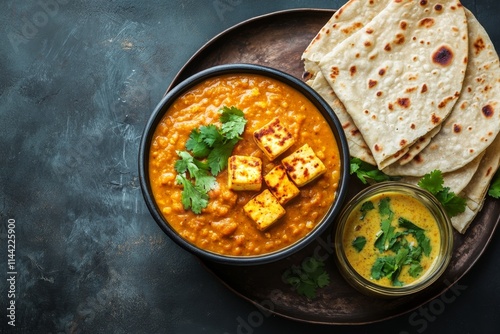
[184,106,247,175]
[418,170,466,217]
[488,169,500,198]
[350,157,398,184]
[282,256,330,300]
[175,106,247,214]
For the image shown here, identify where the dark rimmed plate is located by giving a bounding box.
[166,8,500,325]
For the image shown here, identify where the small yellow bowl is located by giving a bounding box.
[334,182,453,297]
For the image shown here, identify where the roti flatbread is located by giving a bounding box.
[451,133,500,233]
[318,0,468,169]
[383,8,500,176]
[309,72,376,164]
[302,0,391,79]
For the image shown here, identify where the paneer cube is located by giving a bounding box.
[227,155,262,191]
[253,117,295,161]
[281,144,326,187]
[243,189,286,231]
[264,165,300,205]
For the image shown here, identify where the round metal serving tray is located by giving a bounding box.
[166,8,500,324]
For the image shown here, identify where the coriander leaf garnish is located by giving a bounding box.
[282,256,330,300]
[219,106,247,139]
[488,169,500,198]
[207,137,239,176]
[185,128,212,158]
[418,170,444,194]
[374,197,395,252]
[409,262,423,278]
[398,217,424,232]
[352,236,367,252]
[360,201,374,220]
[199,124,223,148]
[418,170,466,217]
[350,157,398,184]
[174,106,247,214]
[174,151,216,192]
[175,173,210,214]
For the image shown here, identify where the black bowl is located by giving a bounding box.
[138,63,350,265]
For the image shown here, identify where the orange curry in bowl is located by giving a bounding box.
[149,73,341,256]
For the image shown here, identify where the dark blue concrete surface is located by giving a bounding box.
[1,0,499,333]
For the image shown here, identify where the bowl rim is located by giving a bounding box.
[333,181,454,296]
[138,63,350,265]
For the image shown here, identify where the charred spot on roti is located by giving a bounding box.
[438,95,456,108]
[406,86,417,93]
[379,68,386,76]
[350,66,357,76]
[397,97,411,108]
[364,41,372,47]
[420,0,428,6]
[351,129,360,136]
[374,144,381,152]
[473,38,486,55]
[421,84,428,93]
[342,122,351,129]
[482,104,494,118]
[419,17,435,28]
[432,45,454,67]
[394,33,405,45]
[414,154,423,163]
[364,110,369,115]
[400,139,407,147]
[410,123,416,130]
[341,22,364,34]
[434,4,443,11]
[453,124,462,133]
[431,113,441,124]
[486,166,493,177]
[388,103,394,111]
[376,91,383,97]
[330,66,339,79]
[384,43,392,52]
[400,21,408,30]
[368,79,377,88]
[366,28,374,34]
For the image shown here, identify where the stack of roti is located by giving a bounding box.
[302,0,500,233]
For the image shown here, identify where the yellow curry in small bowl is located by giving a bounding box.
[334,182,453,297]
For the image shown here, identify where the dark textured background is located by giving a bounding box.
[0,0,499,333]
